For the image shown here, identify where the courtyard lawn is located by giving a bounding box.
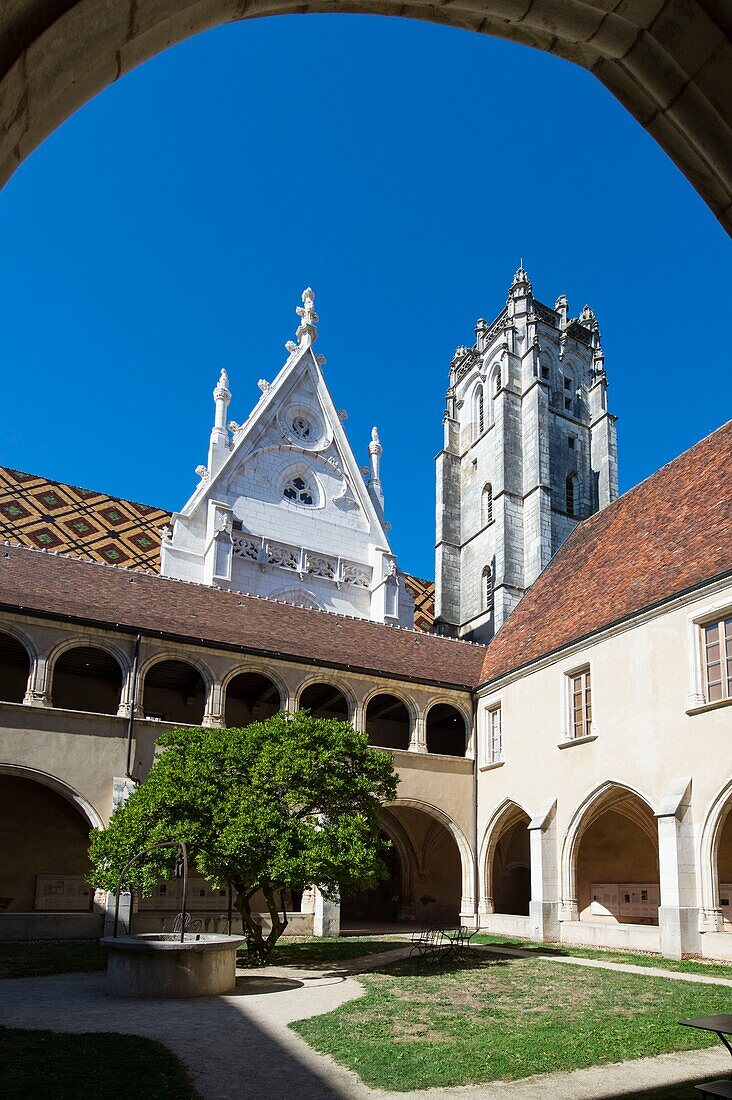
[0,1027,198,1099]
[291,953,732,1091]
[472,934,732,981]
[238,935,406,967]
[0,939,106,979]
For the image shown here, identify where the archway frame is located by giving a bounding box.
[479,797,532,911]
[699,779,732,921]
[295,674,357,723]
[560,779,658,914]
[362,686,416,744]
[220,663,287,714]
[423,698,471,757]
[0,3,729,232]
[0,761,104,831]
[46,635,130,712]
[384,796,474,913]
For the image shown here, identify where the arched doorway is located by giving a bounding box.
[717,804,732,929]
[570,785,660,926]
[491,811,531,917]
[225,671,281,727]
[0,632,30,704]
[364,694,410,750]
[340,803,465,929]
[298,682,349,722]
[142,659,206,724]
[340,830,402,925]
[52,645,123,715]
[425,703,467,757]
[0,773,96,913]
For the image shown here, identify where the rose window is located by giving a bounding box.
[291,416,311,440]
[283,475,314,506]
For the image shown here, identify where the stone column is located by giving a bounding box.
[104,776,137,935]
[202,680,225,728]
[528,799,560,943]
[409,715,427,753]
[313,887,340,937]
[23,653,50,707]
[656,778,700,959]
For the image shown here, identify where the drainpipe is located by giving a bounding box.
[472,699,479,930]
[125,633,142,780]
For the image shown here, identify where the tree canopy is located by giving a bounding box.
[89,711,398,958]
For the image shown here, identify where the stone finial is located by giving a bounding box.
[295,287,319,347]
[579,304,599,332]
[555,294,569,328]
[257,379,271,394]
[511,262,532,293]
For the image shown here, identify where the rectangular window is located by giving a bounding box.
[568,668,592,739]
[487,706,502,763]
[564,396,572,411]
[704,616,732,702]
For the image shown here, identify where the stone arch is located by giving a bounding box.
[47,637,128,715]
[699,779,732,926]
[221,664,283,726]
[480,798,532,916]
[0,763,103,916]
[362,687,415,749]
[0,626,34,704]
[139,652,212,725]
[424,701,468,757]
[0,762,103,830]
[296,676,354,723]
[268,587,326,611]
[562,781,659,924]
[385,797,473,916]
[340,810,416,926]
[0,4,729,232]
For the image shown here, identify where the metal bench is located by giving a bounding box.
[695,1082,732,1098]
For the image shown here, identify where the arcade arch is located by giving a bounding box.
[51,644,124,715]
[298,680,351,722]
[0,765,101,914]
[563,783,660,926]
[425,703,467,757]
[141,658,207,725]
[483,800,531,917]
[0,631,31,704]
[364,692,411,750]
[224,670,282,727]
[0,5,728,233]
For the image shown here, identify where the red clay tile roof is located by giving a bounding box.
[0,544,483,689]
[0,467,436,632]
[479,420,732,685]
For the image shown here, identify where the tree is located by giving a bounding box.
[89,711,398,960]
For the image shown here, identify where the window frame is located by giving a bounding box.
[483,565,494,614]
[565,663,592,741]
[688,601,732,711]
[485,703,502,765]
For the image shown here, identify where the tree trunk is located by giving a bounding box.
[235,883,289,963]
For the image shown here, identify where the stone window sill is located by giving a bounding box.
[480,759,505,772]
[558,734,598,749]
[686,697,732,717]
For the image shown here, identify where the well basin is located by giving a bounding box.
[101,933,246,998]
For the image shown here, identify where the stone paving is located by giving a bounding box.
[1,944,731,1099]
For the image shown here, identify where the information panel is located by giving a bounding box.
[34,875,93,912]
[590,882,659,924]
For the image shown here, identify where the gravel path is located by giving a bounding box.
[0,944,730,1099]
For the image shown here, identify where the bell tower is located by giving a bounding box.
[435,266,618,643]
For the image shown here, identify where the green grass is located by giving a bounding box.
[472,933,732,980]
[0,939,107,979]
[238,935,406,967]
[0,1027,198,1099]
[292,952,732,1091]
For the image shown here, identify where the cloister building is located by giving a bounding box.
[0,276,730,962]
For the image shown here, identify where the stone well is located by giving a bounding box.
[101,933,245,998]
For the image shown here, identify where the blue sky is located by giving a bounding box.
[1,15,729,580]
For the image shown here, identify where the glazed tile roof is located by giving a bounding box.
[479,420,732,686]
[0,544,484,689]
[0,467,169,570]
[0,467,437,631]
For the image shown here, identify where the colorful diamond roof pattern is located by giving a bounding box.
[0,466,437,630]
[0,467,171,571]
